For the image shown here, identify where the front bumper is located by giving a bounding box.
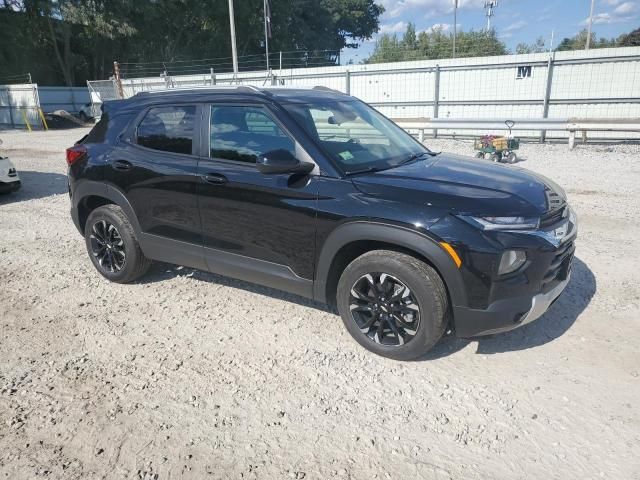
[0,180,21,193]
[453,274,570,337]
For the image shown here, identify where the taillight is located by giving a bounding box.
[66,145,87,166]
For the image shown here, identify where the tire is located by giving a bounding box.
[475,152,484,159]
[84,204,151,283]
[505,152,518,164]
[78,111,88,123]
[336,250,449,360]
[490,153,500,163]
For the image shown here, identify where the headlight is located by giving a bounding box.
[459,215,540,231]
[498,250,527,275]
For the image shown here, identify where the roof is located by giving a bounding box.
[128,85,351,105]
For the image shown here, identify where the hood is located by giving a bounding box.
[351,153,566,217]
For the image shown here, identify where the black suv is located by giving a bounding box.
[67,87,577,360]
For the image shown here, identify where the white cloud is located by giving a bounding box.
[581,2,640,25]
[614,1,638,14]
[424,22,454,33]
[379,21,409,34]
[499,20,526,39]
[380,0,486,19]
[504,19,527,32]
[582,0,638,24]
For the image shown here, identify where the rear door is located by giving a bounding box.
[196,103,318,297]
[107,104,204,265]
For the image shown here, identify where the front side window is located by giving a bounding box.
[283,99,427,174]
[210,106,295,163]
[137,105,196,155]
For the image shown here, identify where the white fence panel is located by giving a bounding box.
[87,46,640,141]
[38,87,90,113]
[0,83,40,128]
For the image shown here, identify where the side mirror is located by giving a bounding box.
[257,149,314,175]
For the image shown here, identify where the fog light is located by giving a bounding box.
[498,250,526,275]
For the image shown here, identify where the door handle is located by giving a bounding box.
[112,160,133,171]
[202,173,228,185]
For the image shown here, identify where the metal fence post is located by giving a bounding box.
[70,87,77,112]
[541,52,555,143]
[6,86,15,128]
[279,51,283,71]
[345,70,351,95]
[433,65,440,139]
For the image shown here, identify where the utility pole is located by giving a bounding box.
[228,0,239,75]
[263,0,270,71]
[484,1,498,31]
[452,0,458,58]
[586,0,595,49]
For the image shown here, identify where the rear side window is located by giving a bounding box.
[210,106,295,163]
[137,105,196,155]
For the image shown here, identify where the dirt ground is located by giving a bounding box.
[0,128,639,480]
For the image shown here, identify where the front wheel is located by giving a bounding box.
[336,250,449,360]
[84,205,151,283]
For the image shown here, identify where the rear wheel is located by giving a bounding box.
[336,250,449,360]
[505,152,518,164]
[84,205,151,283]
[490,153,501,162]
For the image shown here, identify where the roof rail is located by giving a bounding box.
[312,86,345,95]
[237,85,273,97]
[133,85,274,98]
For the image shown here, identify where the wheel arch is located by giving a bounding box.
[314,221,468,309]
[73,181,142,236]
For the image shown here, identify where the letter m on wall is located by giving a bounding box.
[516,65,532,79]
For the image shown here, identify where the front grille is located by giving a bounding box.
[540,206,566,229]
[542,240,575,289]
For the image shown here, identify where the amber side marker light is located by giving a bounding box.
[439,242,462,268]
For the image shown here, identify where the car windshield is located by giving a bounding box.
[282,99,429,174]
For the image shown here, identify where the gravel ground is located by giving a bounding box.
[0,128,639,480]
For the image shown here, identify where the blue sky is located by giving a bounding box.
[341,0,640,63]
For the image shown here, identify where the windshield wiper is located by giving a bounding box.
[344,151,440,176]
[397,150,440,167]
[344,166,387,176]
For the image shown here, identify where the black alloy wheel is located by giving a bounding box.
[349,272,421,347]
[89,219,126,273]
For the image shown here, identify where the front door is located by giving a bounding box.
[196,104,318,297]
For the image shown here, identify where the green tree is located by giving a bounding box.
[618,27,640,46]
[403,22,417,49]
[556,28,616,51]
[516,37,546,54]
[0,0,384,86]
[367,24,508,63]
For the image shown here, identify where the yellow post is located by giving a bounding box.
[21,110,32,132]
[38,108,48,131]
